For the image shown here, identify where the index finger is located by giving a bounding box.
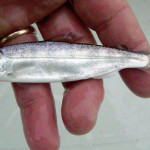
[72,0,150,97]
[0,0,66,37]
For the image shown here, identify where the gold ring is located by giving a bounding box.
[0,26,36,45]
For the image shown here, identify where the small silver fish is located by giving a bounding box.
[0,41,149,83]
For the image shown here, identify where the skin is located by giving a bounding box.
[0,0,150,149]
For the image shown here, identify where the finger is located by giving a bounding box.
[0,0,67,37]
[4,33,60,150]
[37,5,104,135]
[72,0,150,98]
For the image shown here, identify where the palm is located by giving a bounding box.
[1,0,150,150]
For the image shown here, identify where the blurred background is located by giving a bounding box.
[0,0,150,149]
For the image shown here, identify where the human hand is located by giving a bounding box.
[1,0,150,150]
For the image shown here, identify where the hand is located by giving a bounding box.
[1,0,150,150]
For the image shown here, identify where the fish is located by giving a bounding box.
[0,41,149,83]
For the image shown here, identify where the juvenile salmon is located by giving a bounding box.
[0,41,149,83]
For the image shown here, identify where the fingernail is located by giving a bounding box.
[50,35,67,42]
[117,45,128,50]
[49,33,74,42]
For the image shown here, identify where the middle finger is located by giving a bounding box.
[37,4,104,135]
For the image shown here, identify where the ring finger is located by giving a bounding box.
[3,29,60,150]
